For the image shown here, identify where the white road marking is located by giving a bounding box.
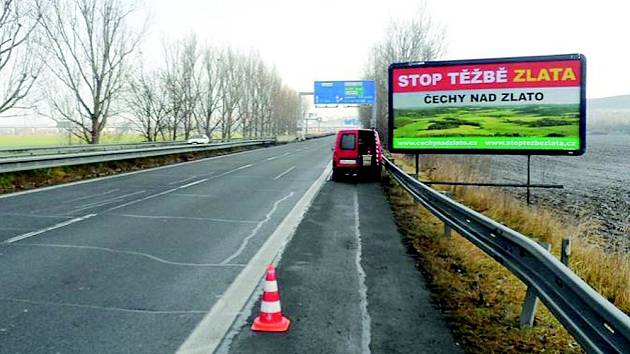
[273,166,296,180]
[0,297,208,315]
[4,214,97,244]
[220,192,295,265]
[265,152,290,161]
[171,193,216,198]
[68,190,146,213]
[179,178,210,189]
[105,187,179,212]
[104,178,209,212]
[168,176,197,185]
[353,189,372,354]
[212,164,253,179]
[176,164,331,354]
[14,243,247,268]
[0,212,70,219]
[62,189,119,203]
[111,213,258,224]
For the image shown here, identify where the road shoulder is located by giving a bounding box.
[225,180,460,354]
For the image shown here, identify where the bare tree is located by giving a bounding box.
[194,45,222,139]
[149,38,300,142]
[217,48,243,139]
[0,0,41,115]
[125,67,169,142]
[161,34,201,140]
[38,0,143,144]
[361,6,446,142]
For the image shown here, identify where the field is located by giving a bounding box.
[0,133,145,147]
[394,105,580,139]
[482,133,630,251]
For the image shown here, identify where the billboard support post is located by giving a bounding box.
[415,154,419,178]
[527,155,532,205]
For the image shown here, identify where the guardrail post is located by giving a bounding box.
[520,241,551,327]
[443,223,452,238]
[561,238,571,267]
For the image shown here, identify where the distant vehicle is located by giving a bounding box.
[331,128,382,181]
[187,134,210,144]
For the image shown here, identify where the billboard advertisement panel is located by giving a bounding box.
[314,81,375,105]
[388,54,586,155]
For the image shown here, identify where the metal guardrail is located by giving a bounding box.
[383,156,630,354]
[304,132,335,140]
[0,138,264,158]
[0,139,275,174]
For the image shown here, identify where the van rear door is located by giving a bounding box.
[335,131,358,166]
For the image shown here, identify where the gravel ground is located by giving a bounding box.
[475,134,630,251]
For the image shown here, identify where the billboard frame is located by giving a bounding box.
[387,53,587,156]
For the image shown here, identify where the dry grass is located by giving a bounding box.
[386,178,582,353]
[383,154,630,352]
[396,154,630,314]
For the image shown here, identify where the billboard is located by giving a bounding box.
[388,54,586,155]
[314,81,375,105]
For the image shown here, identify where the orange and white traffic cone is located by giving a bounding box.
[251,264,291,332]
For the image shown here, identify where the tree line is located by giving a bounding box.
[359,6,446,146]
[0,0,300,144]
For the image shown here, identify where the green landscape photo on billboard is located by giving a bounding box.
[388,54,586,154]
[393,104,580,150]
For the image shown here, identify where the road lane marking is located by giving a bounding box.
[105,187,180,212]
[111,213,258,224]
[219,192,295,265]
[176,164,331,354]
[212,164,253,179]
[0,297,209,315]
[13,243,247,268]
[62,189,119,203]
[171,193,215,197]
[0,212,70,219]
[104,162,254,213]
[105,178,209,212]
[273,166,296,180]
[68,190,147,213]
[265,152,290,161]
[168,176,197,185]
[180,178,210,189]
[353,189,372,354]
[4,214,97,244]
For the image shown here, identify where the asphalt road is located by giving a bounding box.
[0,137,333,353]
[225,180,461,354]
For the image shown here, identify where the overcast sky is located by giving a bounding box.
[143,0,630,99]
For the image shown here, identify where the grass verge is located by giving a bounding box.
[0,144,267,194]
[383,155,629,353]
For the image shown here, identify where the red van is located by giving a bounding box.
[332,128,383,181]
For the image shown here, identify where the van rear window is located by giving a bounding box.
[340,134,355,150]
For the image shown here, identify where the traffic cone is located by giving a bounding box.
[251,264,291,332]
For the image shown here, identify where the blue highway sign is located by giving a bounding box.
[314,81,375,105]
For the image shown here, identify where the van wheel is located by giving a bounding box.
[371,166,382,181]
[331,168,340,181]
